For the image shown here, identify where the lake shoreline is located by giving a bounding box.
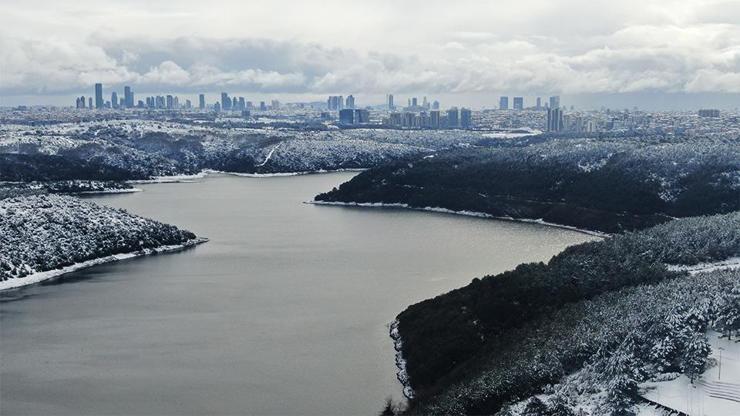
[307,200,609,237]
[0,237,208,291]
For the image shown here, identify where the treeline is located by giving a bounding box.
[0,153,143,182]
[316,137,739,233]
[393,211,740,412]
[0,194,198,282]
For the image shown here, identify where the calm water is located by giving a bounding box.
[0,173,596,415]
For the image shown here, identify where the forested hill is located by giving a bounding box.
[0,194,202,286]
[315,137,740,233]
[394,211,740,415]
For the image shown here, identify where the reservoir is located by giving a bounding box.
[0,172,596,415]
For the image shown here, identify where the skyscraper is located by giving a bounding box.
[221,92,231,111]
[513,97,524,110]
[94,83,103,109]
[387,94,394,110]
[166,95,174,109]
[345,95,355,109]
[199,94,206,110]
[111,91,118,109]
[549,95,560,109]
[547,107,564,132]
[499,96,509,110]
[430,110,440,129]
[124,86,133,108]
[447,107,459,128]
[536,97,542,110]
[460,108,472,129]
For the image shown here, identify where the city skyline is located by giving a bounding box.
[1,0,739,109]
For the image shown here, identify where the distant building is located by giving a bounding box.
[387,94,394,110]
[221,92,231,111]
[447,107,459,128]
[547,107,564,132]
[271,99,280,110]
[124,86,133,108]
[339,108,355,125]
[536,97,542,110]
[460,108,472,129]
[549,95,560,109]
[430,110,440,129]
[199,94,206,110]
[499,96,509,110]
[354,109,369,124]
[432,100,440,110]
[698,109,720,117]
[94,83,103,109]
[513,97,524,110]
[259,101,267,111]
[166,95,174,109]
[111,91,118,109]
[327,96,344,111]
[345,95,355,109]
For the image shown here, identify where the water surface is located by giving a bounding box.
[0,173,596,415]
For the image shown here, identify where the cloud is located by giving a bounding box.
[0,15,739,97]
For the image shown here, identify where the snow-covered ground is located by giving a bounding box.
[640,331,740,415]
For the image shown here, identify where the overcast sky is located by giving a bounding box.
[2,0,739,108]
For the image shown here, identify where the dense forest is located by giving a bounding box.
[392,212,740,414]
[0,195,200,283]
[316,137,739,233]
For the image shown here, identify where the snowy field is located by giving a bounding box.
[640,332,740,415]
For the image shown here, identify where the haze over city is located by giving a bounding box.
[2,0,739,109]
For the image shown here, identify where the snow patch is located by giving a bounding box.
[0,237,208,291]
[308,200,608,237]
[390,320,415,400]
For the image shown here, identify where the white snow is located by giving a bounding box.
[666,257,740,275]
[307,200,608,237]
[640,331,740,415]
[0,237,208,291]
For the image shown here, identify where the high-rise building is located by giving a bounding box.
[354,109,369,124]
[124,86,133,108]
[447,107,459,128]
[411,97,418,108]
[499,96,509,110]
[339,108,355,125]
[94,83,104,109]
[221,92,231,111]
[430,110,440,129]
[547,107,564,132]
[260,101,267,111]
[387,94,394,110]
[345,95,355,109]
[549,95,560,109]
[536,97,542,110]
[199,94,206,110]
[271,100,280,110]
[460,108,472,129]
[513,97,524,110]
[166,95,174,109]
[432,100,440,110]
[111,92,118,109]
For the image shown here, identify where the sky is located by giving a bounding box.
[1,0,739,109]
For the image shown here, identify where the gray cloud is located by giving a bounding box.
[1,0,739,98]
